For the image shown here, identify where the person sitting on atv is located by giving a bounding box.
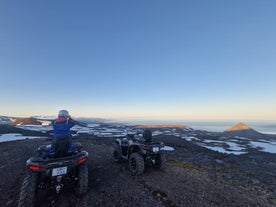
[143,129,152,143]
[50,110,76,155]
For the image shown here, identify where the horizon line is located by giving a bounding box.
[1,114,275,123]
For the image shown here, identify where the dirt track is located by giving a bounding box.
[0,134,276,207]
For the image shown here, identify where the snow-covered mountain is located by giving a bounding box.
[0,116,16,125]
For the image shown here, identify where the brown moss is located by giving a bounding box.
[169,159,202,170]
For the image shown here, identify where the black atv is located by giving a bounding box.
[113,130,165,175]
[18,137,89,207]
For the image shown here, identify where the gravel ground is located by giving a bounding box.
[0,134,275,207]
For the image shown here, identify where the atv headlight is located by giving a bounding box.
[152,147,159,152]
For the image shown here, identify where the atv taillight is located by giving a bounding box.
[77,157,87,164]
[29,165,47,171]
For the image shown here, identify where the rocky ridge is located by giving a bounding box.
[11,117,42,126]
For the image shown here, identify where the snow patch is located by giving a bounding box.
[225,142,246,151]
[182,136,199,141]
[203,145,246,155]
[0,133,44,142]
[161,146,174,151]
[250,141,276,153]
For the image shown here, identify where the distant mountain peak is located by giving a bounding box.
[225,122,251,132]
[11,117,42,126]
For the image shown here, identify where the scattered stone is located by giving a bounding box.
[215,159,224,164]
[251,178,260,185]
[5,200,13,206]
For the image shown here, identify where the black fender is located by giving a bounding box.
[128,145,140,158]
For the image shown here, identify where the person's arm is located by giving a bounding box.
[68,118,87,127]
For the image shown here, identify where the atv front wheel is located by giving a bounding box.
[113,144,123,163]
[18,171,38,207]
[76,164,88,196]
[129,152,144,176]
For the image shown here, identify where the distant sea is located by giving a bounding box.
[121,120,276,134]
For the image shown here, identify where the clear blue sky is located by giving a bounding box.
[0,0,275,121]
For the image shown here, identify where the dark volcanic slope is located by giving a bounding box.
[0,133,275,207]
[0,125,49,136]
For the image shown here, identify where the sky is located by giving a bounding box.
[0,0,275,121]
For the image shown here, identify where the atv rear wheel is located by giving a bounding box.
[129,152,144,175]
[76,164,88,196]
[18,171,38,207]
[113,143,122,163]
[154,153,165,170]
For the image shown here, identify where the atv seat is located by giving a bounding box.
[37,144,51,153]
[52,137,72,158]
[37,141,82,159]
[70,142,82,153]
[36,144,51,159]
